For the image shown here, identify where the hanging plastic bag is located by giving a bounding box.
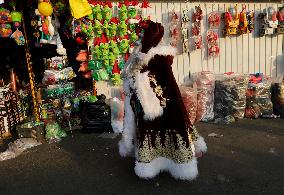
[45,121,67,143]
[179,84,198,124]
[0,138,41,161]
[110,97,124,133]
[69,0,92,19]
[245,74,274,118]
[194,71,215,122]
[214,73,249,124]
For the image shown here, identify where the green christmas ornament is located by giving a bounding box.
[93,5,102,21]
[93,70,100,81]
[94,20,103,37]
[111,73,122,86]
[106,65,113,74]
[93,45,102,60]
[94,60,103,69]
[119,39,129,54]
[102,5,112,22]
[119,5,128,21]
[109,40,120,56]
[108,52,116,66]
[103,20,110,37]
[128,7,137,18]
[130,31,138,42]
[109,22,117,38]
[100,43,109,59]
[88,60,95,70]
[118,21,128,37]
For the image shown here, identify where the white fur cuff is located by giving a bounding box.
[194,137,207,154]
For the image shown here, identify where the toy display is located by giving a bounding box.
[181,8,189,53]
[70,0,151,86]
[191,6,203,49]
[259,7,278,36]
[224,5,240,36]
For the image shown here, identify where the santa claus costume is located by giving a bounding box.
[119,21,207,180]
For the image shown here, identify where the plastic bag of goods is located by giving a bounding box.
[110,97,124,133]
[214,73,249,124]
[245,74,274,118]
[45,121,67,143]
[194,71,215,122]
[271,74,284,117]
[179,84,198,124]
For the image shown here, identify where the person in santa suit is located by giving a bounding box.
[119,20,207,180]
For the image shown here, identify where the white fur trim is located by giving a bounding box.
[134,157,198,180]
[56,48,66,55]
[138,44,177,68]
[194,137,207,154]
[118,79,136,157]
[134,71,163,121]
[128,18,139,24]
[111,120,123,133]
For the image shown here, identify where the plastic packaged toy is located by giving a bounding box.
[224,5,240,36]
[259,7,278,36]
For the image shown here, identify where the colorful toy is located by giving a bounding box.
[10,29,25,45]
[239,5,254,34]
[94,20,103,37]
[119,39,129,54]
[277,6,284,34]
[206,30,219,58]
[181,8,189,53]
[0,8,12,23]
[0,23,12,38]
[224,5,240,36]
[119,4,128,21]
[259,7,278,36]
[208,12,220,29]
[118,21,128,37]
[109,19,118,38]
[38,1,53,17]
[109,40,120,56]
[93,4,103,21]
[192,6,203,49]
[102,3,112,22]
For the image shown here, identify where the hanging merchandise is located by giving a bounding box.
[238,5,254,34]
[169,9,180,47]
[0,23,12,37]
[69,0,151,86]
[214,73,249,124]
[69,0,92,19]
[191,6,203,49]
[245,74,274,119]
[181,8,189,53]
[208,11,220,29]
[259,6,278,37]
[0,8,12,23]
[277,6,284,34]
[206,30,219,58]
[224,5,239,36]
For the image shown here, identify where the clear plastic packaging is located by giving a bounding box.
[42,67,76,85]
[110,97,124,133]
[45,121,67,143]
[245,75,274,118]
[214,73,249,124]
[0,138,41,161]
[180,84,198,124]
[194,71,215,122]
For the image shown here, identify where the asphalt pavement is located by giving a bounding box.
[0,118,283,195]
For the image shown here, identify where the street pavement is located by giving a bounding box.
[0,118,283,195]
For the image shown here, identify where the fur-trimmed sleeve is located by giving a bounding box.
[134,71,164,121]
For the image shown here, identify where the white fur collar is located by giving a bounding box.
[138,43,177,68]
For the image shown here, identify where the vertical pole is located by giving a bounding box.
[20,2,40,122]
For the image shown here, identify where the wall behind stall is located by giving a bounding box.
[97,1,284,98]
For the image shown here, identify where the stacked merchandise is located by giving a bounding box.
[245,74,274,118]
[214,73,248,124]
[195,71,215,122]
[41,56,76,129]
[271,75,284,117]
[180,84,197,124]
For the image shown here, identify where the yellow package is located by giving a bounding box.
[69,0,92,19]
